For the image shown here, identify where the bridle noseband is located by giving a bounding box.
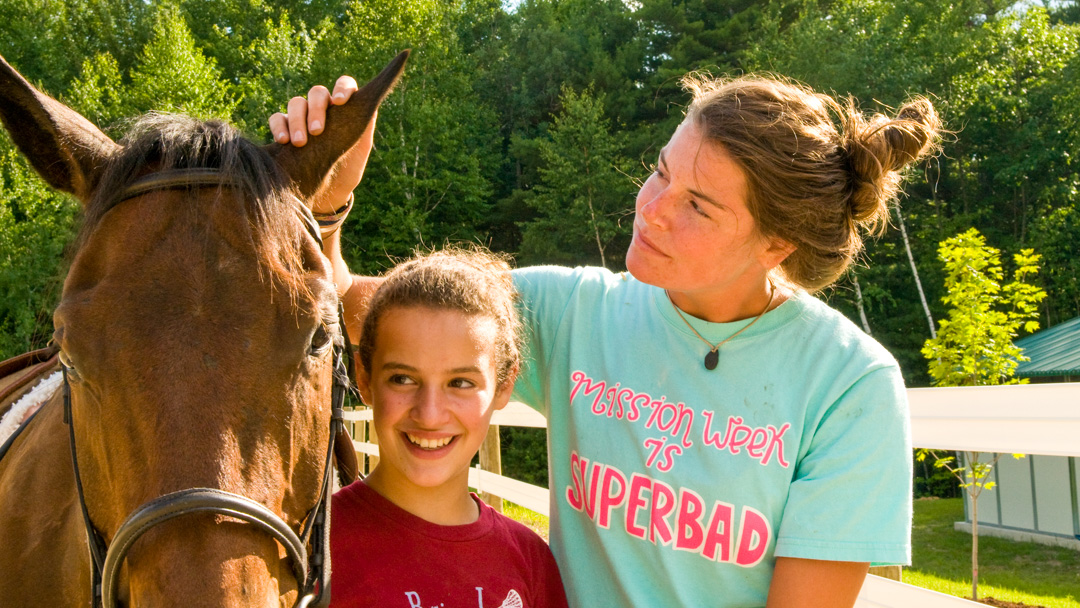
[62,168,353,608]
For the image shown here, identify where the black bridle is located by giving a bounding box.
[60,168,352,608]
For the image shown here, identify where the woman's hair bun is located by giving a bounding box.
[843,97,942,224]
[680,73,945,292]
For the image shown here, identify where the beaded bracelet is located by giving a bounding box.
[312,193,354,237]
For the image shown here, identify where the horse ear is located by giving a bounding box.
[269,50,410,200]
[0,54,119,205]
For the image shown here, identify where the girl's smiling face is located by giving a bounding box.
[359,305,511,516]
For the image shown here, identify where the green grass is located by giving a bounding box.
[500,501,550,542]
[909,497,1080,607]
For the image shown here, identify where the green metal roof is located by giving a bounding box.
[1016,315,1080,377]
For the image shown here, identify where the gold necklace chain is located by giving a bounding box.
[667,282,776,370]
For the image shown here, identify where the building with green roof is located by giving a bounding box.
[1015,315,1080,381]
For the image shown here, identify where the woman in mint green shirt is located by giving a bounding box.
[272,72,941,607]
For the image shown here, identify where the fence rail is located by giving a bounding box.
[908,383,1080,457]
[344,382,1080,607]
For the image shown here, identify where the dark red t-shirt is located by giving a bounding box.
[330,480,569,608]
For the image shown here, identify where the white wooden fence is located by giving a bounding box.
[344,383,1080,607]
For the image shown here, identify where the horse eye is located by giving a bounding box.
[309,325,332,356]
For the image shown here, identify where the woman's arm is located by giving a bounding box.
[766,557,869,608]
[340,276,382,344]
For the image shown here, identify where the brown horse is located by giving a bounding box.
[0,51,407,607]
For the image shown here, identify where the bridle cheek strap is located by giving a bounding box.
[62,365,108,603]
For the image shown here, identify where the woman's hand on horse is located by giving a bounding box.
[270,76,358,145]
[269,76,374,214]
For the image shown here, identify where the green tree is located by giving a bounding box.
[318,0,502,274]
[67,6,241,128]
[177,0,346,77]
[230,12,328,137]
[173,0,352,135]
[919,227,1045,601]
[518,87,636,268]
[482,0,646,140]
[922,229,1045,385]
[635,0,784,146]
[1046,0,1080,24]
[65,52,128,134]
[1032,205,1080,322]
[4,0,1080,383]
[473,0,648,253]
[0,142,79,358]
[126,6,238,120]
[949,8,1079,245]
[0,0,155,94]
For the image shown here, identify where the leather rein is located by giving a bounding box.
[60,168,354,608]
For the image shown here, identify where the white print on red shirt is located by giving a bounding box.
[568,371,790,472]
[404,588,523,608]
[564,451,771,568]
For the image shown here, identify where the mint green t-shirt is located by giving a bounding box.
[512,266,912,608]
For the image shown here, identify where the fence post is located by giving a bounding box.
[346,413,359,481]
[366,409,379,474]
[478,424,503,512]
[868,566,902,581]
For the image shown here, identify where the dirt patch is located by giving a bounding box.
[976,597,1047,608]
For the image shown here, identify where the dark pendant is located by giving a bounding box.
[704,349,719,370]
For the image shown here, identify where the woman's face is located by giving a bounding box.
[626,120,790,307]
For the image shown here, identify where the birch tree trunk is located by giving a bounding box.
[852,272,872,335]
[583,150,606,267]
[896,206,936,338]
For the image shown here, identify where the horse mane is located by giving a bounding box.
[76,113,309,300]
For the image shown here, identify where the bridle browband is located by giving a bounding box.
[61,168,353,608]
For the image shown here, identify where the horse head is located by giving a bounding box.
[0,51,408,607]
